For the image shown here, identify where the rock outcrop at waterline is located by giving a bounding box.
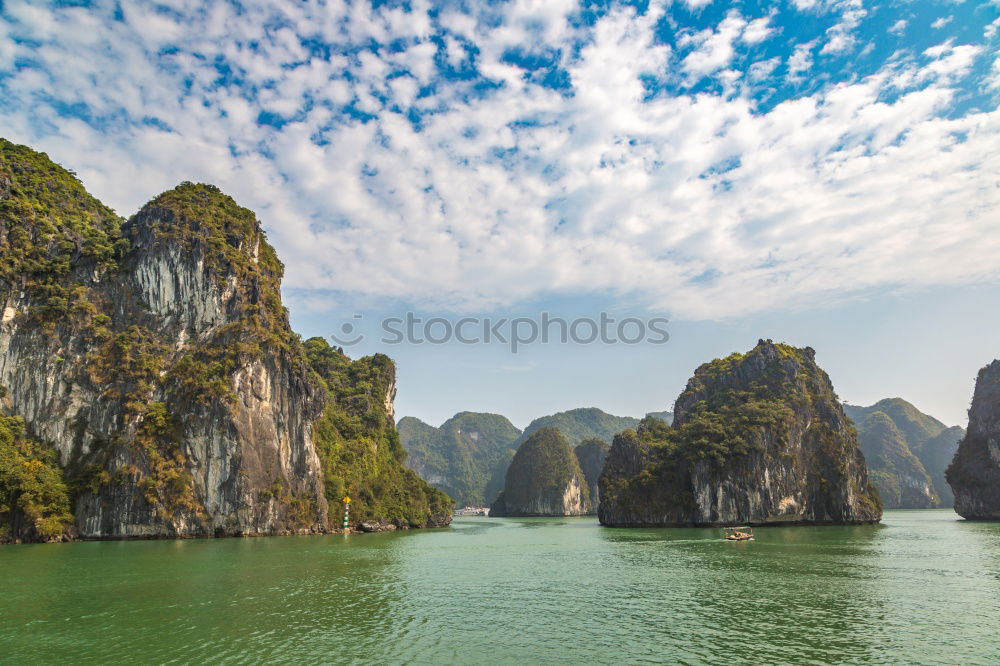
[598,341,882,527]
[490,428,590,517]
[0,139,450,542]
[947,360,1000,520]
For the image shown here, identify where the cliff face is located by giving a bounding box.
[947,360,1000,520]
[844,398,960,507]
[599,341,882,527]
[918,426,963,507]
[304,339,452,528]
[857,412,938,509]
[574,439,609,512]
[490,427,589,517]
[0,139,449,541]
[398,412,521,506]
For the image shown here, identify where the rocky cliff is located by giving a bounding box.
[574,438,609,513]
[490,427,589,517]
[599,340,882,527]
[0,139,450,542]
[918,426,964,507]
[947,360,1000,520]
[856,412,938,509]
[844,398,961,507]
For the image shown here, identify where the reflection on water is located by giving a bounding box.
[1,511,998,664]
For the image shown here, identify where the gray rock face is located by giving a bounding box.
[599,341,882,527]
[947,360,1000,520]
[0,183,327,538]
[574,439,609,512]
[919,426,964,507]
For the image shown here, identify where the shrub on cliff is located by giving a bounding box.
[304,337,452,527]
[0,416,73,541]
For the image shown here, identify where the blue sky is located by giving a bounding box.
[1,0,997,427]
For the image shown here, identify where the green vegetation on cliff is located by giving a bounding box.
[857,411,938,508]
[403,407,670,507]
[0,139,123,324]
[0,415,72,542]
[0,139,454,539]
[304,338,452,527]
[398,412,521,506]
[517,408,640,447]
[600,341,882,526]
[647,344,818,468]
[492,427,589,517]
[844,398,960,507]
[132,182,302,402]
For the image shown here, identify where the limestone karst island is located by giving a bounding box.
[1,1,998,663]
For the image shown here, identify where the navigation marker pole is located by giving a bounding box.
[342,496,351,533]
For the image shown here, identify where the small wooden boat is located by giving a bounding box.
[724,526,754,541]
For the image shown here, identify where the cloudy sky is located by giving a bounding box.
[1,0,998,427]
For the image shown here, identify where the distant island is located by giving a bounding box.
[599,341,882,527]
[400,407,672,508]
[490,428,592,517]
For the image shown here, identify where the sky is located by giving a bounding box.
[1,0,998,428]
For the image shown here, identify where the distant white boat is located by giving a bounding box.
[455,506,490,517]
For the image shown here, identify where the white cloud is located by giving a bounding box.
[988,56,1000,90]
[788,40,817,79]
[742,15,775,44]
[820,1,867,55]
[680,11,748,79]
[889,19,907,36]
[749,56,781,81]
[0,0,997,321]
[931,16,953,29]
[920,42,983,82]
[985,17,1000,39]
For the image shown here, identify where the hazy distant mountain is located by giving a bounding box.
[645,411,674,425]
[517,408,642,447]
[402,406,668,506]
[398,412,521,507]
[856,412,938,508]
[918,426,964,507]
[844,398,964,508]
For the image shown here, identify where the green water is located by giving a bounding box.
[2,510,999,665]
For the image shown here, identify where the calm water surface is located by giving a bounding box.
[2,510,999,665]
